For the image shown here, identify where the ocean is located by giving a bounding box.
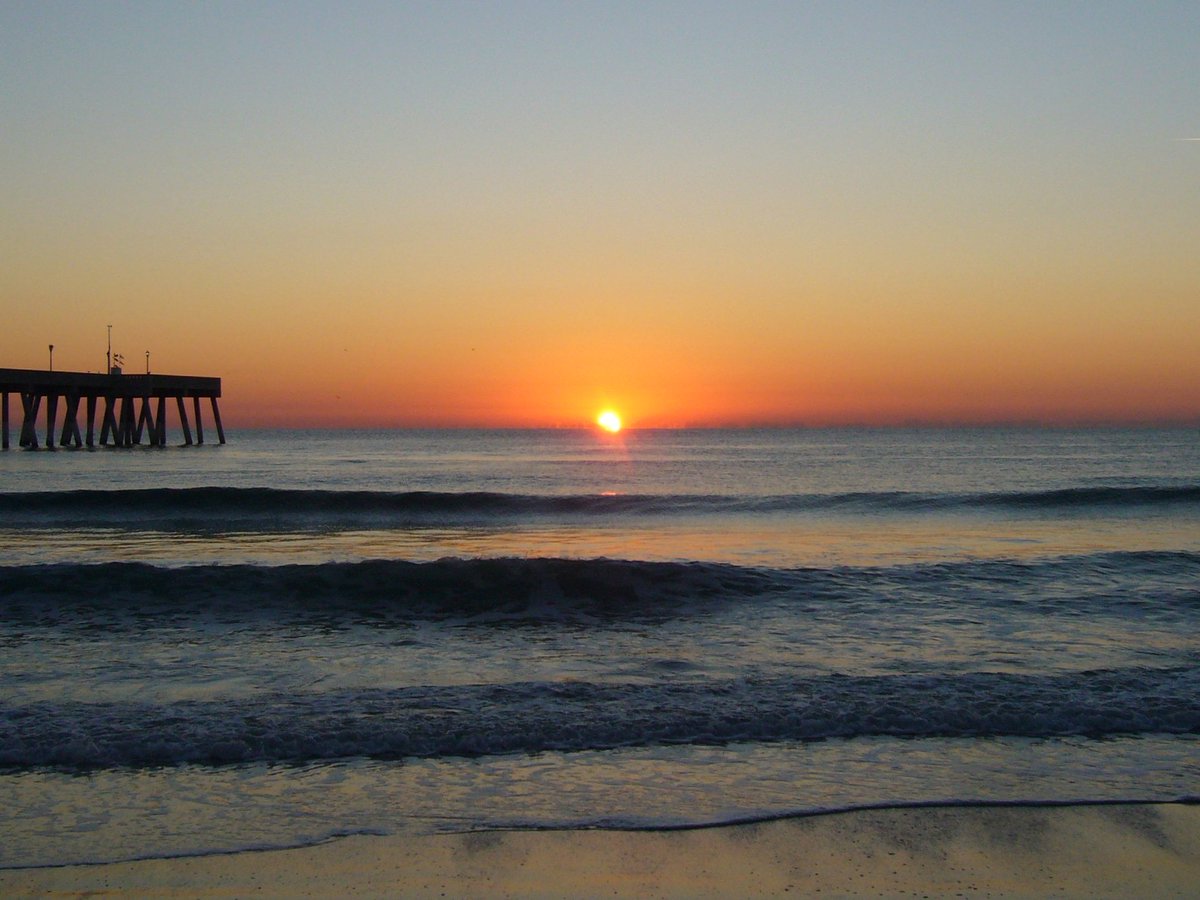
[1,427,1197,868]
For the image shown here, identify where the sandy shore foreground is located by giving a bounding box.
[4,802,1198,898]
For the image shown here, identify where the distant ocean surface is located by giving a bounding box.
[1,427,1198,867]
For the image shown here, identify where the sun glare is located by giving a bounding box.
[597,410,622,433]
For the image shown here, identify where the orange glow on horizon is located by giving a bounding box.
[4,6,1199,431]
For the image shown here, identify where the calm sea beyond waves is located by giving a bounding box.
[1,427,1197,867]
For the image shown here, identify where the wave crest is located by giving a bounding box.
[3,667,1197,769]
[0,484,1196,529]
[2,553,1196,624]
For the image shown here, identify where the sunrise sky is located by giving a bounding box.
[3,2,1197,427]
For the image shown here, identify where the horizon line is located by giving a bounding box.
[226,420,1200,431]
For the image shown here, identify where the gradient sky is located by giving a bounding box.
[3,1,1197,427]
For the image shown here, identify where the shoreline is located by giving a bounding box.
[5,801,1199,898]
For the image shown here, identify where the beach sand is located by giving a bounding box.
[3,802,1197,898]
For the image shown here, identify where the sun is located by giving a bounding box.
[597,409,623,433]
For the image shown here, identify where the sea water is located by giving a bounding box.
[1,428,1197,867]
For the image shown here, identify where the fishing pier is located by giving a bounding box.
[1,368,224,450]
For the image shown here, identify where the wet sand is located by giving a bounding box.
[3,802,1198,898]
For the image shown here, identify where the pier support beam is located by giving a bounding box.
[134,397,156,445]
[59,393,83,448]
[21,392,41,448]
[212,397,226,444]
[176,396,193,445]
[119,397,135,447]
[192,396,205,445]
[156,396,167,446]
[2,392,8,450]
[99,397,117,446]
[86,396,97,448]
[45,393,59,451]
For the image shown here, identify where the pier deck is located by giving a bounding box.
[0,368,224,449]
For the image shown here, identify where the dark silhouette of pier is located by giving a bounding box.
[0,368,224,450]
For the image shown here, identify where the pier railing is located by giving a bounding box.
[0,368,224,449]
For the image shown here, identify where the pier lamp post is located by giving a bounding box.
[49,344,54,371]
[146,351,150,375]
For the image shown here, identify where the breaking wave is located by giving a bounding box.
[0,484,1197,530]
[3,667,1197,769]
[2,552,1197,624]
